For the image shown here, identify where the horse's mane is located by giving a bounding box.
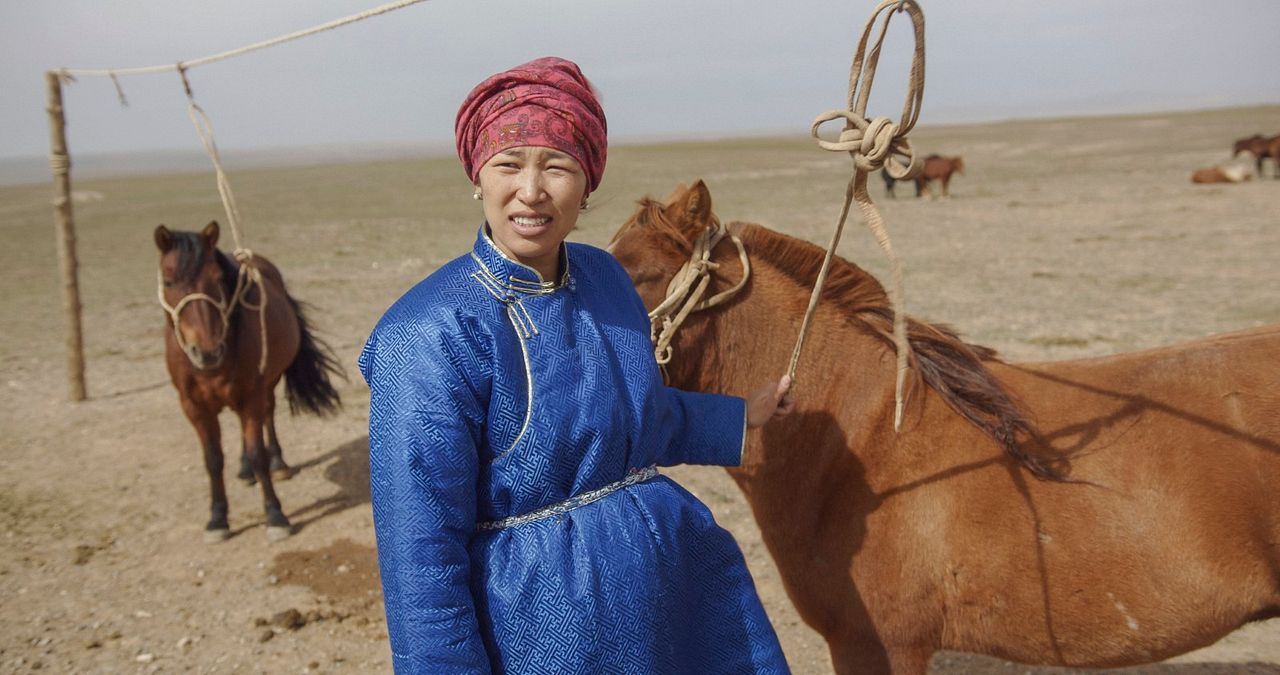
[169,230,240,301]
[733,221,1057,479]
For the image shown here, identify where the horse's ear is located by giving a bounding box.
[667,179,714,235]
[201,221,220,248]
[154,225,173,252]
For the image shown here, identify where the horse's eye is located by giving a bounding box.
[163,280,174,288]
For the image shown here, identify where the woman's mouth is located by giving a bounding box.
[511,215,551,235]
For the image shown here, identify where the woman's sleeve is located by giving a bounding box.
[605,251,749,469]
[651,386,748,468]
[360,317,491,674]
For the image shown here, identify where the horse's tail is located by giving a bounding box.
[283,296,344,417]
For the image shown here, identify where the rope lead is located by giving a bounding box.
[792,0,927,432]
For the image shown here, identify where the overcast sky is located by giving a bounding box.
[2,0,1278,162]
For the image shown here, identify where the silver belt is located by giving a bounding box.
[476,465,659,531]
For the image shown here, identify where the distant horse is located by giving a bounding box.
[1191,164,1253,184]
[915,154,964,198]
[1232,134,1278,178]
[155,222,342,542]
[608,181,1280,675]
[881,169,899,198]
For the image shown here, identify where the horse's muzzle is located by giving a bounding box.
[187,343,226,370]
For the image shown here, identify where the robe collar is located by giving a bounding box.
[470,224,570,297]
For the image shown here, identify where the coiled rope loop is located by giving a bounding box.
[791,0,926,432]
[811,110,918,179]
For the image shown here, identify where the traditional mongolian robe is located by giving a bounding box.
[360,227,789,674]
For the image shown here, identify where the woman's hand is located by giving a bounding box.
[745,375,795,428]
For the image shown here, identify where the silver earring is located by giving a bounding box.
[579,197,589,211]
[472,188,483,201]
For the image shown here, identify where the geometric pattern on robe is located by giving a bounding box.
[359,227,791,674]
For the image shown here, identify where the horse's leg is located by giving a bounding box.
[264,392,293,482]
[941,174,951,198]
[236,452,256,485]
[235,394,256,485]
[827,633,893,675]
[830,638,933,675]
[182,401,231,543]
[237,401,292,541]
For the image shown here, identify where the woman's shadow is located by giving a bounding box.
[287,435,370,533]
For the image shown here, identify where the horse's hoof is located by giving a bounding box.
[270,467,294,482]
[265,525,292,542]
[204,528,231,544]
[238,473,258,486]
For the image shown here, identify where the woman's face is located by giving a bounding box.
[476,146,588,280]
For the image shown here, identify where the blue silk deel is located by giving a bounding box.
[359,227,789,674]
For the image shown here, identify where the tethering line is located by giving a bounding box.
[791,0,926,432]
[55,0,432,372]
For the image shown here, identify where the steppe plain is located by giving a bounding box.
[1,105,1278,673]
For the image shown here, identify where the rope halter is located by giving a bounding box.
[648,220,751,373]
[158,249,269,373]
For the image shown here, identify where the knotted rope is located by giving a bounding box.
[649,219,751,373]
[56,0,433,378]
[791,0,926,431]
[174,67,269,374]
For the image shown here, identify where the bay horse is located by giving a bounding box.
[914,154,964,198]
[608,181,1280,674]
[1232,134,1278,178]
[155,221,342,542]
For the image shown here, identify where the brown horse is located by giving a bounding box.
[1190,164,1253,184]
[608,181,1280,674]
[1232,134,1279,178]
[915,154,964,198]
[155,221,342,542]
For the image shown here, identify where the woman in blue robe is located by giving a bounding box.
[360,56,794,674]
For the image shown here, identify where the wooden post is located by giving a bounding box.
[45,70,87,402]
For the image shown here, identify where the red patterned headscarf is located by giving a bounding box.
[455,56,608,193]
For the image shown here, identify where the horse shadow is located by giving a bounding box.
[286,435,371,534]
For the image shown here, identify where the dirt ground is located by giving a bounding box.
[1,105,1278,674]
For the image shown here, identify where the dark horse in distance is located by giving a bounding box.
[155,222,342,542]
[1233,134,1279,178]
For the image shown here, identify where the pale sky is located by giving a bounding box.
[2,0,1278,162]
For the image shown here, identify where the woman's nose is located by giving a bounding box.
[516,169,546,203]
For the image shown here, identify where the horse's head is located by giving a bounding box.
[607,180,719,312]
[154,221,230,369]
[1233,135,1264,157]
[951,156,965,175]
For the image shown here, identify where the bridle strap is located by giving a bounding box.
[648,221,750,374]
[157,250,269,373]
